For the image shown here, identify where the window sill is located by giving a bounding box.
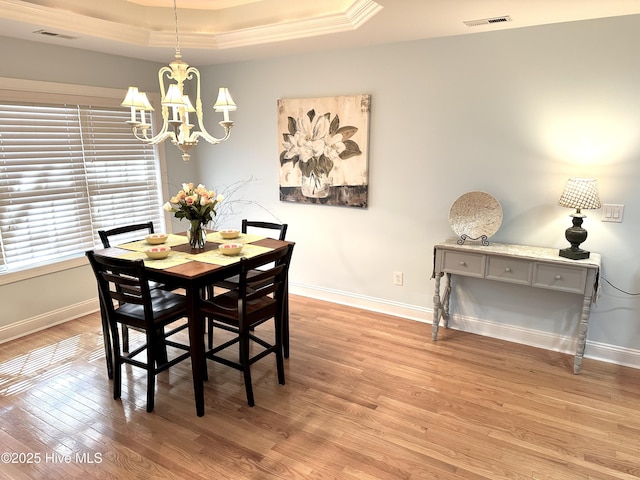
[0,255,89,286]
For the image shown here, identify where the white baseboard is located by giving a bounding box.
[0,298,99,344]
[4,285,640,370]
[290,283,432,323]
[290,282,640,370]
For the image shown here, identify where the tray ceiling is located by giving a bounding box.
[0,0,639,65]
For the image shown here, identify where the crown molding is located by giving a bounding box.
[0,0,382,51]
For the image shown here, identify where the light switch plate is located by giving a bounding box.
[601,204,624,223]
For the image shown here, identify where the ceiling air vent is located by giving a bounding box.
[33,29,78,40]
[463,15,512,28]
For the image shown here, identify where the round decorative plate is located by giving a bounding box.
[448,191,503,240]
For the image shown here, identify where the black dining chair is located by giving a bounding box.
[98,222,179,357]
[201,243,294,407]
[208,219,292,357]
[86,250,191,412]
[96,222,156,378]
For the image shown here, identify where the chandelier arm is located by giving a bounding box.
[186,67,234,144]
[131,105,172,144]
[129,65,177,145]
[158,66,172,95]
[132,127,176,145]
[191,128,232,145]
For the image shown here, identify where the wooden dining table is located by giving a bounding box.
[94,232,292,417]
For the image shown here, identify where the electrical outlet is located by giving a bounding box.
[393,272,403,286]
[602,204,624,223]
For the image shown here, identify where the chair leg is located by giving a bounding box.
[283,287,290,359]
[200,316,209,382]
[275,314,285,386]
[146,369,155,413]
[99,307,114,379]
[122,325,130,352]
[113,363,122,400]
[207,318,214,349]
[146,331,157,412]
[154,326,168,366]
[276,347,285,386]
[206,285,215,349]
[239,332,254,407]
[111,325,122,401]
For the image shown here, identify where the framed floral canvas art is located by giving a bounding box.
[278,94,371,207]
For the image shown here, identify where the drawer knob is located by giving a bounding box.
[505,267,512,273]
[459,261,466,266]
[555,275,562,280]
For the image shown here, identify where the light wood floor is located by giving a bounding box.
[1,295,639,480]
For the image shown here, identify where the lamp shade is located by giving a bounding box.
[558,178,601,211]
[213,87,237,112]
[162,84,187,107]
[121,87,147,109]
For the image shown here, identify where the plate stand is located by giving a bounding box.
[457,234,489,246]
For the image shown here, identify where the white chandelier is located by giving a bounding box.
[121,0,236,162]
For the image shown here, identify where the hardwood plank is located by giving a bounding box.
[1,296,639,479]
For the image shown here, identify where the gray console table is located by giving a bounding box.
[432,239,601,374]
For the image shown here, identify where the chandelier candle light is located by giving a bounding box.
[121,0,236,162]
[557,177,601,260]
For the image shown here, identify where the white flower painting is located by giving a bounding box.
[278,94,370,207]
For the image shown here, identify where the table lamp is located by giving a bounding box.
[557,178,601,260]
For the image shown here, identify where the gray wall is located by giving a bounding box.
[1,15,639,366]
[193,15,640,363]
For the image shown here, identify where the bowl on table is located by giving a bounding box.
[218,243,243,256]
[145,233,168,245]
[145,246,171,259]
[219,229,240,239]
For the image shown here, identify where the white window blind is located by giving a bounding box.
[0,101,164,273]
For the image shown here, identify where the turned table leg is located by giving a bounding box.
[432,273,442,340]
[432,273,452,340]
[574,294,592,374]
[442,273,451,329]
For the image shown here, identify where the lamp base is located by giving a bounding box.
[559,247,590,260]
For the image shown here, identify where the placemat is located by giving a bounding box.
[206,232,266,244]
[186,244,273,266]
[117,250,194,269]
[117,233,189,252]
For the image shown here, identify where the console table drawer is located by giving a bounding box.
[532,263,587,294]
[486,256,531,285]
[442,251,485,277]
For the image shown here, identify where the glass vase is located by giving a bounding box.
[187,220,207,250]
[301,171,332,198]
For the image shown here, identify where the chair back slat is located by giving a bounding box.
[98,222,154,248]
[238,245,293,311]
[245,282,279,304]
[243,264,284,302]
[110,286,144,305]
[241,219,287,241]
[86,251,152,317]
[246,264,285,288]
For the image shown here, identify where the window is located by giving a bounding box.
[0,79,166,275]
